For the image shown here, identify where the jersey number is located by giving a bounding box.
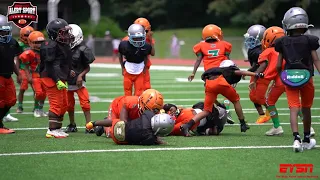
[208,49,220,58]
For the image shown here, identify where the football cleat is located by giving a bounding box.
[255,115,271,124]
[0,127,15,134]
[240,122,250,132]
[265,126,284,136]
[64,124,78,133]
[226,110,234,124]
[85,128,95,134]
[293,140,303,152]
[16,107,23,113]
[33,109,41,118]
[310,127,315,137]
[46,129,67,138]
[302,139,316,150]
[3,114,18,122]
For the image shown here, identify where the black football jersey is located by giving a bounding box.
[247,45,262,72]
[0,38,22,77]
[119,41,152,64]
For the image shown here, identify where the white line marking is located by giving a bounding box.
[176,78,250,83]
[11,122,320,131]
[1,145,319,156]
[86,73,119,77]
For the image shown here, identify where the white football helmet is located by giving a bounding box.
[219,60,237,68]
[69,24,83,49]
[128,24,146,47]
[151,113,175,136]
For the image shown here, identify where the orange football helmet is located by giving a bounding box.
[202,24,223,41]
[138,89,164,114]
[134,18,151,31]
[28,31,45,50]
[20,26,34,44]
[261,26,285,50]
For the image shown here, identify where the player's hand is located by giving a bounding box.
[143,67,147,74]
[16,75,22,84]
[76,76,83,87]
[56,80,68,90]
[255,73,264,78]
[188,74,195,82]
[70,70,76,77]
[249,82,256,91]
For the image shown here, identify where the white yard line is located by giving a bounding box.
[1,145,319,157]
[11,122,320,131]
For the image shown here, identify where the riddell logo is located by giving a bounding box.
[287,75,304,79]
[276,164,318,179]
[7,2,38,28]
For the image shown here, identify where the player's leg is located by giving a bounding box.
[42,78,68,138]
[17,69,28,113]
[265,80,285,136]
[249,77,266,117]
[144,68,151,90]
[300,79,316,150]
[77,87,93,133]
[32,77,47,117]
[123,69,133,96]
[0,77,17,134]
[180,80,216,137]
[249,78,271,123]
[65,90,77,132]
[284,85,303,152]
[134,73,145,96]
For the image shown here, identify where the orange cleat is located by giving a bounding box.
[256,115,271,124]
[0,127,15,134]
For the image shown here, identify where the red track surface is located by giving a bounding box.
[94,56,250,67]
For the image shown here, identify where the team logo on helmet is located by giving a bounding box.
[7,2,38,29]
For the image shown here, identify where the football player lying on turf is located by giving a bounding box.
[86,111,174,145]
[87,89,164,137]
[163,102,227,136]
[180,60,265,136]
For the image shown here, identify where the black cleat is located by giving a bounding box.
[65,124,78,132]
[94,126,104,136]
[85,128,95,134]
[240,122,250,132]
[180,124,192,137]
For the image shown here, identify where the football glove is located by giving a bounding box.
[56,80,68,90]
[255,73,264,78]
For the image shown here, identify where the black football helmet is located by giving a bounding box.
[46,18,74,44]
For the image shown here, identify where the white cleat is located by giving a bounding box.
[39,110,48,117]
[310,127,315,137]
[293,140,303,153]
[57,129,69,137]
[265,126,284,136]
[46,129,67,138]
[3,114,19,122]
[302,139,316,150]
[34,109,41,118]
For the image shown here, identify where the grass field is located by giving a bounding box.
[152,28,246,60]
[1,64,320,180]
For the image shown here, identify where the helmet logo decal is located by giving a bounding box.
[7,2,38,29]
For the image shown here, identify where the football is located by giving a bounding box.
[18,19,27,25]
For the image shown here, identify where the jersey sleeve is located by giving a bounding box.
[19,50,33,64]
[307,35,320,50]
[81,46,95,65]
[274,38,283,53]
[118,41,126,55]
[224,41,232,56]
[193,42,202,56]
[123,96,138,111]
[258,48,271,65]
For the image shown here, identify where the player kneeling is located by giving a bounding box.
[88,111,174,145]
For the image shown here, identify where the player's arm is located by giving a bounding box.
[19,52,32,83]
[252,61,267,83]
[188,53,203,82]
[276,53,283,75]
[311,50,320,73]
[119,105,129,122]
[234,70,263,78]
[13,57,20,77]
[40,43,60,82]
[14,41,23,83]
[150,38,155,56]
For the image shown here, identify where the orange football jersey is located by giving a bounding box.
[19,49,40,72]
[111,96,140,121]
[193,40,232,70]
[258,47,285,80]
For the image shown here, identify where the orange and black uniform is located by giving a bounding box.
[201,66,241,113]
[0,38,22,121]
[40,40,72,117]
[67,42,95,112]
[170,108,200,136]
[19,49,46,101]
[111,110,160,145]
[275,35,319,108]
[119,41,152,96]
